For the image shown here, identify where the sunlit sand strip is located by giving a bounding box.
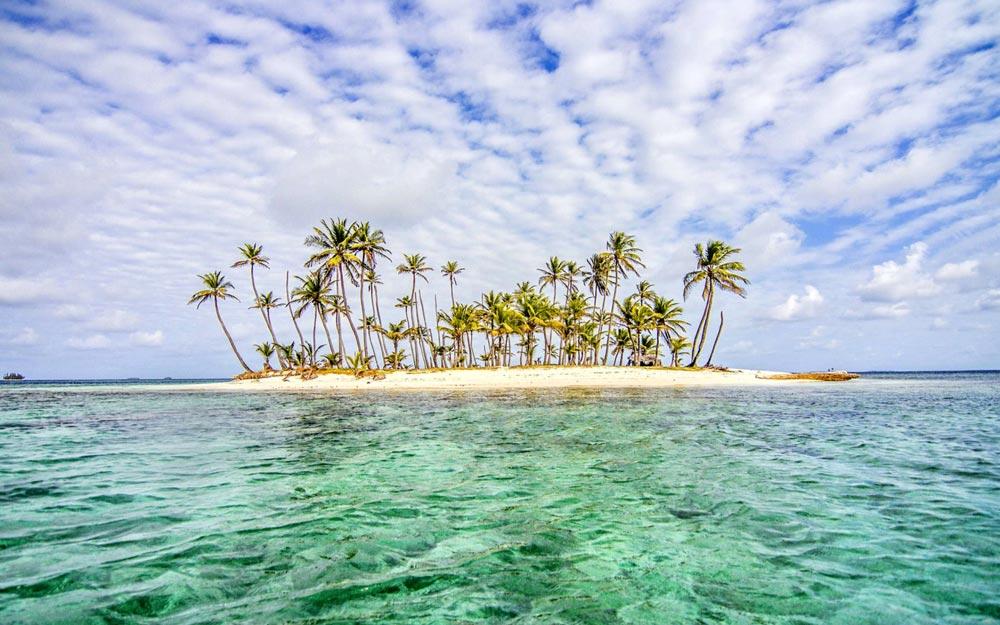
[185,366,856,392]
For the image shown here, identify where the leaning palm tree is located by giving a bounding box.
[441,260,464,307]
[683,241,749,366]
[249,291,285,368]
[602,232,645,364]
[188,271,251,372]
[232,243,282,354]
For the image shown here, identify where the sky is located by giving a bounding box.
[1,0,998,378]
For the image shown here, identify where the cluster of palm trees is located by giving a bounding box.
[189,219,749,374]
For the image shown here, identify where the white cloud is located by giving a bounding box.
[129,330,164,347]
[871,303,911,319]
[977,289,1000,311]
[88,309,140,332]
[5,326,39,345]
[769,285,823,321]
[935,260,979,281]
[66,334,112,350]
[54,304,88,320]
[858,242,941,303]
[0,0,998,374]
[0,276,61,306]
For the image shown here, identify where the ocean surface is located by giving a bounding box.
[1,372,998,624]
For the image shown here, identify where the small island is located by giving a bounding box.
[189,220,856,390]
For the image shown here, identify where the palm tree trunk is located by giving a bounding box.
[285,272,306,355]
[449,280,455,308]
[338,266,362,354]
[311,308,318,366]
[215,297,251,372]
[371,284,388,361]
[602,269,619,364]
[320,311,335,366]
[690,289,714,366]
[418,290,431,368]
[705,310,724,367]
[358,268,370,362]
[249,266,284,369]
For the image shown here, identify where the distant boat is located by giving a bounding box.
[3,372,25,380]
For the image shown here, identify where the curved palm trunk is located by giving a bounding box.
[248,266,284,369]
[214,297,251,372]
[689,289,714,366]
[320,310,335,366]
[285,272,306,358]
[705,310,725,367]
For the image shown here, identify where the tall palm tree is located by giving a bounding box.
[683,241,749,366]
[304,218,362,355]
[396,253,431,367]
[188,271,251,372]
[562,260,581,301]
[249,291,285,368]
[603,232,645,364]
[292,271,336,366]
[232,243,282,356]
[353,222,390,363]
[538,257,565,301]
[441,260,464,307]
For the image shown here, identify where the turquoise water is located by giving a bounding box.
[1,373,998,624]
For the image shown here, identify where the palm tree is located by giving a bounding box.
[291,271,336,366]
[249,291,285,368]
[304,218,362,355]
[353,222,390,363]
[379,321,413,369]
[255,342,275,370]
[441,260,464,307]
[602,232,645,364]
[668,336,691,367]
[320,352,342,369]
[583,252,612,308]
[232,243,282,357]
[683,241,749,366]
[538,257,565,300]
[396,253,431,367]
[562,260,581,301]
[188,271,251,372]
[651,296,686,360]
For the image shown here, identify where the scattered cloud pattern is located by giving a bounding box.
[0,0,997,376]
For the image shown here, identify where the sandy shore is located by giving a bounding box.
[189,367,824,392]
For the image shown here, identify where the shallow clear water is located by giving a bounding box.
[1,373,998,624]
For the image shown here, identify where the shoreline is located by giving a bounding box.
[188,366,855,392]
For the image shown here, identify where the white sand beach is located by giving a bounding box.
[192,366,833,392]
